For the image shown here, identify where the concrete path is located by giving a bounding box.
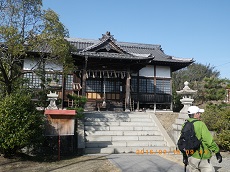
[107,154,185,172]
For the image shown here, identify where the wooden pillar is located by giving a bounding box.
[170,69,173,111]
[154,65,157,111]
[125,70,131,111]
[137,71,140,111]
[82,56,88,96]
[61,74,66,109]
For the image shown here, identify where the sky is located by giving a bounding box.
[43,0,230,79]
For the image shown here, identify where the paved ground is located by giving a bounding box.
[107,154,184,172]
[106,151,230,172]
[0,151,229,172]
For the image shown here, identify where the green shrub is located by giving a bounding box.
[0,93,45,157]
[202,103,230,151]
[67,94,87,119]
[216,130,230,151]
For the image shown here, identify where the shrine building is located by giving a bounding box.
[23,32,193,111]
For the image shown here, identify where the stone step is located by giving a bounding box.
[85,117,152,122]
[84,121,155,126]
[86,135,164,142]
[85,125,158,131]
[85,130,161,136]
[85,140,167,148]
[84,112,150,119]
[83,111,175,154]
[85,146,171,154]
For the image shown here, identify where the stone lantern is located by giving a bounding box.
[172,81,197,143]
[46,80,62,110]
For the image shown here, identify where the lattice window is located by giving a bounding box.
[156,79,171,94]
[45,73,63,86]
[24,72,41,88]
[86,79,102,92]
[139,78,154,93]
[24,72,64,89]
[65,75,73,90]
[131,77,137,92]
[139,78,146,93]
[146,79,154,93]
[105,79,120,93]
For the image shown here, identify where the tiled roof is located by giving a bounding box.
[65,32,194,71]
[66,37,193,63]
[72,51,154,60]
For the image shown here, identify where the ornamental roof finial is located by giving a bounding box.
[106,31,110,36]
[99,31,116,41]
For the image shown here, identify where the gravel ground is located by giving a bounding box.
[0,152,228,172]
[0,154,120,172]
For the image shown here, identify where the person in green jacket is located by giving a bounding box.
[183,106,222,172]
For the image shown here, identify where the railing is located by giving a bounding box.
[131,93,171,103]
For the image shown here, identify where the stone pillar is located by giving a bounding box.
[172,81,197,143]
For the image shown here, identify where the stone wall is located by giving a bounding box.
[155,112,179,142]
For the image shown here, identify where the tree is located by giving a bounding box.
[203,77,226,102]
[172,63,221,111]
[0,0,75,157]
[0,0,74,97]
[172,63,220,91]
[0,92,45,157]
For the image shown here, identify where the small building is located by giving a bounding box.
[23,32,193,111]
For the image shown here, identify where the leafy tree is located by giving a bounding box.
[0,0,74,97]
[0,92,45,157]
[0,0,42,95]
[172,63,220,91]
[0,0,77,157]
[172,63,221,111]
[203,77,226,102]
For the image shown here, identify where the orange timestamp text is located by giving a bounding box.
[136,149,208,155]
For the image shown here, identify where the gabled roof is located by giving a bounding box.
[82,31,130,54]
[66,32,194,71]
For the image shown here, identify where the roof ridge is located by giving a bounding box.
[117,41,161,48]
[65,37,161,49]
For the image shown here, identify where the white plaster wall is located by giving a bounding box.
[45,61,62,71]
[156,66,171,78]
[139,65,154,77]
[23,58,39,70]
[23,58,63,71]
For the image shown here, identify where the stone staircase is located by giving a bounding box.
[83,111,175,154]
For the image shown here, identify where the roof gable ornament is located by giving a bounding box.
[99,31,116,41]
[82,31,130,54]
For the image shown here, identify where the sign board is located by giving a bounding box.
[44,109,76,136]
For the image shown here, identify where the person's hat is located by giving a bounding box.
[188,106,204,114]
